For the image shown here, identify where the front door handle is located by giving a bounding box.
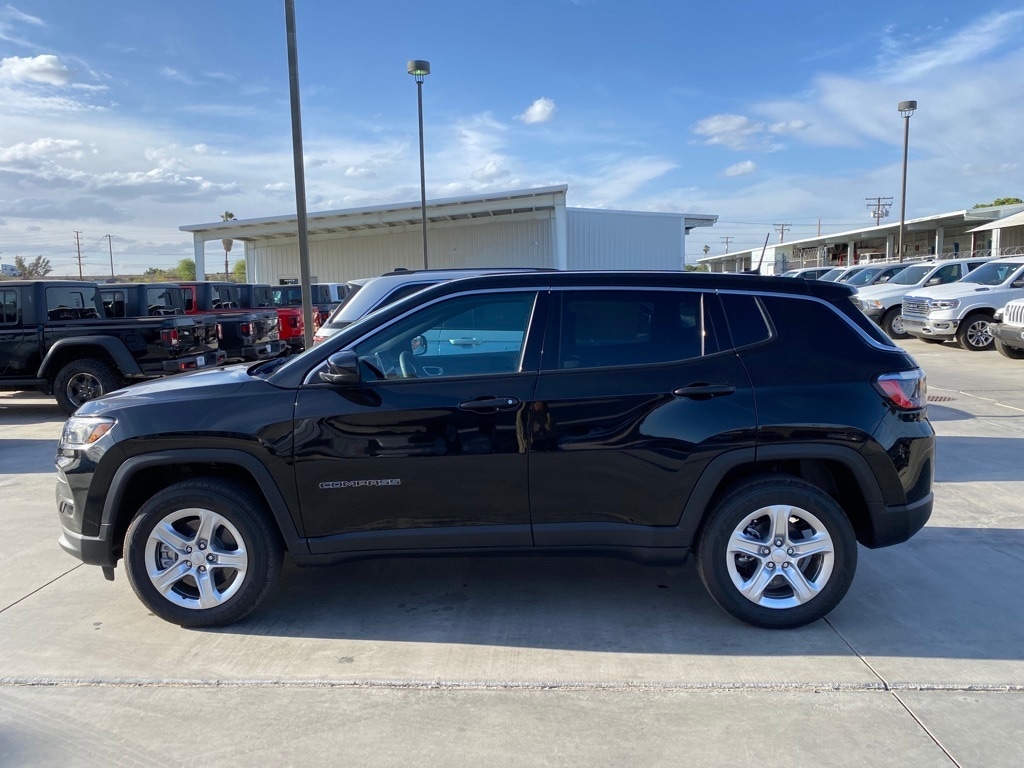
[672,383,736,400]
[459,396,521,412]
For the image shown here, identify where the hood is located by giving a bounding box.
[904,282,1001,300]
[76,363,254,416]
[856,282,918,300]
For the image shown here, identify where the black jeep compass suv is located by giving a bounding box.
[55,271,934,629]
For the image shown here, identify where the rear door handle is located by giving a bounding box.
[459,396,521,411]
[672,384,736,400]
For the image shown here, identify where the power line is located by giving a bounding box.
[773,223,792,243]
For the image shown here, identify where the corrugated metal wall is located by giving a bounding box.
[566,209,684,270]
[250,216,555,284]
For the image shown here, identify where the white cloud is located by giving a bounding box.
[768,120,809,135]
[472,160,509,182]
[160,67,197,85]
[517,97,556,124]
[0,54,71,85]
[0,138,83,165]
[724,160,757,177]
[692,114,765,150]
[0,5,43,47]
[344,167,375,178]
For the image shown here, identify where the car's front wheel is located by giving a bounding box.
[955,312,995,351]
[124,478,283,627]
[881,308,909,339]
[995,338,1024,359]
[696,475,857,629]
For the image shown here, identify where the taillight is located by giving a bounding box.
[240,322,253,337]
[160,329,180,347]
[874,369,927,410]
[289,316,301,329]
[216,323,223,340]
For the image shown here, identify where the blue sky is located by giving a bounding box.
[1,1,1023,274]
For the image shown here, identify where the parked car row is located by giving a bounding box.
[783,255,1024,355]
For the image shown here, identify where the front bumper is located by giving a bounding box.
[901,314,958,340]
[56,470,116,567]
[990,322,1024,349]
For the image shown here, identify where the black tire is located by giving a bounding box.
[53,358,122,415]
[124,478,283,628]
[995,338,1024,359]
[881,308,910,339]
[955,312,994,351]
[695,475,857,629]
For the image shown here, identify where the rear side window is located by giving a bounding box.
[718,293,771,348]
[557,290,719,369]
[102,290,127,318]
[146,288,181,314]
[0,289,19,325]
[46,286,102,319]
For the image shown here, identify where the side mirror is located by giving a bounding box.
[319,350,361,385]
[925,277,942,286]
[411,334,427,356]
[1012,279,1024,289]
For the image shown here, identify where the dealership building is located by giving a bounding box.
[180,185,718,284]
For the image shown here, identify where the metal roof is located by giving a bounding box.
[181,186,571,242]
[180,184,716,242]
[967,209,1024,233]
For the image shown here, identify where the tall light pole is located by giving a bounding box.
[408,60,430,269]
[897,100,917,262]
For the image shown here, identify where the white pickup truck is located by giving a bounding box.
[900,257,1024,350]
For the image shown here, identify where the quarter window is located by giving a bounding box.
[718,293,771,348]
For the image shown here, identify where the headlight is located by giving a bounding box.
[864,299,884,310]
[60,416,116,449]
[928,299,960,310]
[994,309,1004,322]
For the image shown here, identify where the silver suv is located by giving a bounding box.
[854,257,991,338]
[312,268,552,345]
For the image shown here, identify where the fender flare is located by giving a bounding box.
[101,449,308,557]
[677,444,886,539]
[39,336,143,379]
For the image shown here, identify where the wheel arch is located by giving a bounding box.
[680,445,886,548]
[39,337,142,379]
[102,449,307,563]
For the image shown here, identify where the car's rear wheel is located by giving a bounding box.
[53,359,121,415]
[696,475,857,629]
[881,308,910,339]
[124,478,282,627]
[955,312,995,351]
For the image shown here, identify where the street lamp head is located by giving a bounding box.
[407,59,430,83]
[898,100,917,118]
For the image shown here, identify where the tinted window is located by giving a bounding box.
[961,261,1024,286]
[101,289,127,318]
[0,289,18,325]
[145,287,182,314]
[353,291,537,379]
[46,285,102,319]
[891,265,932,285]
[933,264,962,284]
[558,290,717,370]
[718,293,771,348]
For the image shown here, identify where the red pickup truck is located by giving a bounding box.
[235,283,306,353]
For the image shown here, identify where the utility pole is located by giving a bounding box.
[817,218,821,237]
[774,223,791,243]
[720,236,734,253]
[106,234,115,279]
[74,230,83,279]
[865,196,893,226]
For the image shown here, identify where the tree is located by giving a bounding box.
[14,255,53,277]
[973,197,1023,208]
[174,258,197,280]
[232,258,247,282]
[220,211,236,280]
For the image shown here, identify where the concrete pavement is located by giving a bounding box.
[1,339,1022,767]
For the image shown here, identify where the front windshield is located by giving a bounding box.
[890,265,932,285]
[846,267,883,286]
[819,269,843,281]
[960,261,1024,286]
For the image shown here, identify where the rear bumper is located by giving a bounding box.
[161,349,227,372]
[242,340,287,360]
[863,492,933,549]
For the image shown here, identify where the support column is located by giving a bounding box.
[847,240,855,265]
[992,227,1002,257]
[934,226,944,258]
[552,200,568,270]
[192,233,206,280]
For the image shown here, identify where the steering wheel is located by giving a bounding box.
[399,351,419,378]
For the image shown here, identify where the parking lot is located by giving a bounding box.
[1,338,1022,767]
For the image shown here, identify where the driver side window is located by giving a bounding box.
[352,291,537,380]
